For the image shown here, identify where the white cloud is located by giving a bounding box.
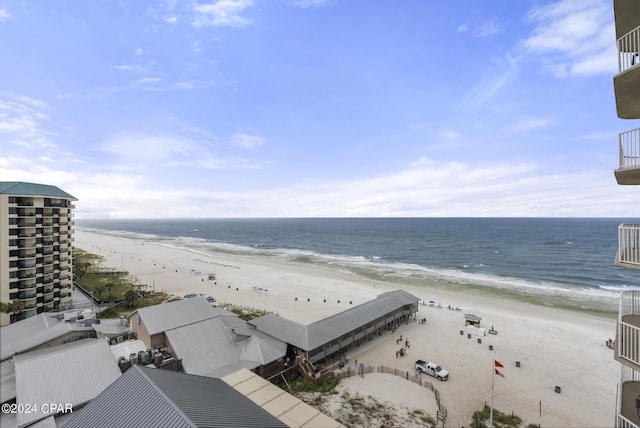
[65,157,638,219]
[0,8,11,21]
[99,133,198,164]
[135,48,147,56]
[113,64,148,73]
[508,117,553,132]
[230,133,265,149]
[291,0,332,8]
[457,24,468,33]
[522,0,616,77]
[440,130,462,140]
[475,21,499,37]
[192,0,253,28]
[134,77,162,84]
[463,54,518,109]
[0,96,54,147]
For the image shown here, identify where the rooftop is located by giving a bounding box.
[13,339,121,428]
[130,296,219,335]
[63,365,289,428]
[0,312,94,361]
[0,181,76,200]
[250,290,420,350]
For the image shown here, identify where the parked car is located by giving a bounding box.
[415,360,449,381]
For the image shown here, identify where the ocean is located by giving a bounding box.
[75,217,640,314]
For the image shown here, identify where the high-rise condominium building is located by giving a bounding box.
[0,182,76,327]
[612,1,640,426]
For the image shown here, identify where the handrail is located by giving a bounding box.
[619,129,640,169]
[619,225,640,267]
[618,24,640,73]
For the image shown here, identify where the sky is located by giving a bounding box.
[0,0,637,218]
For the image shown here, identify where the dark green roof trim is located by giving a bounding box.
[0,182,76,200]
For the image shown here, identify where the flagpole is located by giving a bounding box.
[490,359,494,427]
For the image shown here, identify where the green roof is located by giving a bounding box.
[0,182,76,200]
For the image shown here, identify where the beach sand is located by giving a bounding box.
[74,229,618,427]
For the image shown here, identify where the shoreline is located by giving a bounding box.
[76,226,620,317]
[73,228,619,426]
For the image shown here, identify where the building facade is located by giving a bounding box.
[612,1,640,426]
[0,182,76,326]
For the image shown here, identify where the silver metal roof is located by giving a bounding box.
[130,296,218,335]
[0,313,93,361]
[14,339,121,428]
[63,365,288,428]
[165,316,286,378]
[0,359,15,404]
[251,289,419,350]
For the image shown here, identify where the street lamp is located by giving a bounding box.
[89,291,94,314]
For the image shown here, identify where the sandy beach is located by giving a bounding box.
[75,229,618,427]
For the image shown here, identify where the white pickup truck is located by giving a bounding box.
[415,360,449,381]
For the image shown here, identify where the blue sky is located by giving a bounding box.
[0,0,636,218]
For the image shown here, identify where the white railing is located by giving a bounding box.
[618,25,640,73]
[617,365,640,428]
[619,291,640,369]
[620,129,640,170]
[619,225,640,267]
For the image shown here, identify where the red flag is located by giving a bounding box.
[494,360,504,368]
[495,369,505,378]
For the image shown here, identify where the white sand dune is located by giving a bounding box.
[75,229,618,427]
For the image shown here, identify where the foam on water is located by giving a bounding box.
[76,217,640,313]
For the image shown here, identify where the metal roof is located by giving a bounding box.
[248,316,309,350]
[165,316,286,378]
[91,319,129,337]
[109,339,148,361]
[130,296,218,335]
[250,290,420,350]
[0,359,15,404]
[0,313,93,361]
[14,339,121,428]
[63,365,288,428]
[0,182,76,199]
[222,368,344,428]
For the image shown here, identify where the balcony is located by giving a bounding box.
[617,365,640,428]
[617,224,640,270]
[615,25,640,119]
[19,292,36,300]
[614,0,640,39]
[616,292,640,369]
[616,128,640,184]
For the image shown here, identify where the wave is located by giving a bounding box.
[77,226,621,310]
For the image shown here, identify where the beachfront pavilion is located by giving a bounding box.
[249,290,420,364]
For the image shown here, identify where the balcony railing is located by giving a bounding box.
[618,291,640,368]
[617,224,640,269]
[619,25,640,73]
[620,129,640,170]
[617,364,640,428]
